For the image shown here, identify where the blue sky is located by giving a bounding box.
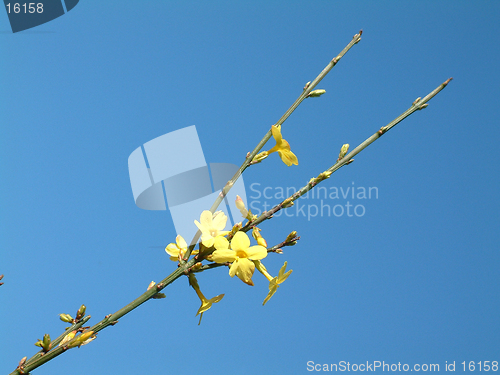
[1,1,499,374]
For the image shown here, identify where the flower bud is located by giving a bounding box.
[42,333,51,351]
[235,195,249,218]
[59,313,74,323]
[76,304,86,320]
[338,144,349,161]
[59,330,77,347]
[80,335,97,346]
[286,231,297,242]
[251,151,268,164]
[252,227,268,248]
[308,89,326,97]
[18,356,27,368]
[73,330,94,347]
[317,171,332,181]
[64,330,96,348]
[257,237,267,247]
[229,222,243,237]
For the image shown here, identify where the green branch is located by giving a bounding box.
[242,78,453,231]
[9,33,452,375]
[184,30,363,259]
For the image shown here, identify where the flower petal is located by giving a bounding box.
[214,236,229,250]
[212,211,228,230]
[278,270,293,283]
[278,262,293,283]
[200,210,213,228]
[244,245,268,260]
[271,125,283,144]
[263,284,278,306]
[279,138,291,151]
[230,231,250,252]
[208,294,225,304]
[165,243,179,257]
[201,237,215,248]
[278,261,288,279]
[278,150,298,166]
[194,220,210,236]
[211,249,237,263]
[234,258,255,283]
[229,259,239,277]
[176,235,187,250]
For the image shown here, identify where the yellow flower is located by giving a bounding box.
[211,231,267,285]
[196,294,225,325]
[165,235,198,261]
[189,274,224,325]
[267,125,298,166]
[194,210,230,247]
[262,261,292,306]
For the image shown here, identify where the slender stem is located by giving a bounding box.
[11,258,197,375]
[184,31,363,258]
[191,262,227,273]
[23,315,91,368]
[242,78,453,231]
[267,236,301,253]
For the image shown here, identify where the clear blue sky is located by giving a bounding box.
[1,1,499,374]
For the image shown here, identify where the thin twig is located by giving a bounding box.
[184,31,363,259]
[242,78,453,231]
[11,259,197,375]
[23,316,91,368]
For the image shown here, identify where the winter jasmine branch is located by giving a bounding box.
[242,78,453,231]
[10,32,453,375]
[184,30,363,259]
[10,259,197,375]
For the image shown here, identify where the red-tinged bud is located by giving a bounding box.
[18,356,27,367]
[235,195,249,218]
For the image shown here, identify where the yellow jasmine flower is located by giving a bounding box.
[188,274,224,325]
[267,125,298,166]
[196,294,225,325]
[165,235,198,261]
[194,210,230,247]
[211,231,267,285]
[262,261,292,306]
